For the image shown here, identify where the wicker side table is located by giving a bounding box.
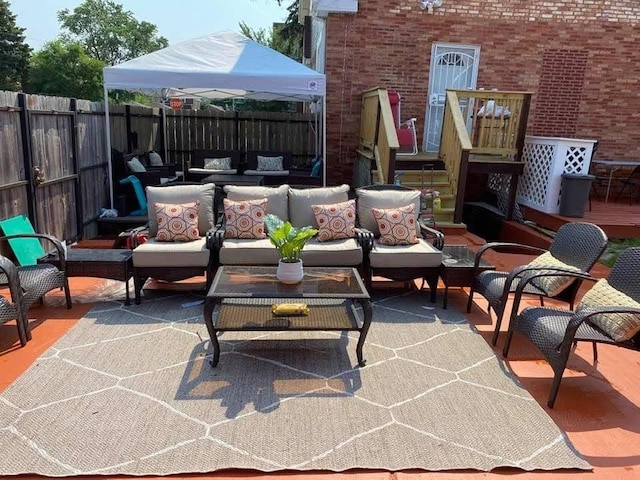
[440,245,495,309]
[38,248,136,305]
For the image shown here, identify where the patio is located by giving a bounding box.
[1,231,639,479]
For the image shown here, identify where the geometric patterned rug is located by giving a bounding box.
[0,291,590,476]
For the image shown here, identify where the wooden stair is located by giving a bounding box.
[392,154,464,230]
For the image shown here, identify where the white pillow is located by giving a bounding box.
[257,155,284,171]
[127,157,146,173]
[204,157,232,170]
[148,151,163,167]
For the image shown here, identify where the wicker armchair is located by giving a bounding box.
[0,234,71,342]
[466,222,608,345]
[503,247,640,408]
[0,255,29,346]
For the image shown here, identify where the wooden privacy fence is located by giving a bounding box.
[0,90,316,243]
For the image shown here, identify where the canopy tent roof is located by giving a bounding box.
[103,31,326,102]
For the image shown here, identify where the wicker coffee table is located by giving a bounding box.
[204,266,372,367]
[38,248,136,305]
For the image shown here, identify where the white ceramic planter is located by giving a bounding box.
[276,259,304,284]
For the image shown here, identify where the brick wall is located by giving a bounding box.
[323,0,640,184]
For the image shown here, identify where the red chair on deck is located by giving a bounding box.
[389,91,418,156]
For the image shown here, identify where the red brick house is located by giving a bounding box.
[301,0,640,185]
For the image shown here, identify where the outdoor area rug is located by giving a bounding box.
[0,291,590,476]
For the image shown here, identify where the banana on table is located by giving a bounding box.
[271,303,310,316]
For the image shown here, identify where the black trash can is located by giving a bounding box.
[559,173,595,217]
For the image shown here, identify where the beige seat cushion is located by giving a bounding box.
[369,239,442,269]
[578,278,640,342]
[356,188,421,236]
[188,167,237,175]
[526,251,581,297]
[289,184,350,228]
[146,183,215,237]
[132,237,210,268]
[300,238,362,266]
[243,170,290,176]
[219,238,281,265]
[224,184,289,221]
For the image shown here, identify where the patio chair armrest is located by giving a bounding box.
[0,254,22,302]
[473,241,547,271]
[419,220,444,250]
[0,233,67,271]
[353,227,374,253]
[209,224,227,250]
[506,270,597,335]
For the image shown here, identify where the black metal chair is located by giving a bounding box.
[356,184,444,301]
[503,247,640,408]
[0,255,29,346]
[466,222,608,345]
[615,165,640,204]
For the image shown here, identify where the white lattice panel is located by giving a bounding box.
[517,136,596,214]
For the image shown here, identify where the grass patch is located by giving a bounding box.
[600,238,640,267]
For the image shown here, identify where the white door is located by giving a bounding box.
[423,43,480,152]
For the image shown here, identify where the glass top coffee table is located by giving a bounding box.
[204,266,372,367]
[440,245,495,309]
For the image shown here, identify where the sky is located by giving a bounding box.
[9,0,289,51]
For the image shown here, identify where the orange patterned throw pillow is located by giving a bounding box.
[372,203,419,246]
[224,198,267,239]
[155,202,200,242]
[311,200,356,242]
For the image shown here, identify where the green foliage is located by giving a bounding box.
[57,0,168,65]
[264,214,318,263]
[29,40,104,100]
[0,0,31,91]
[600,238,640,268]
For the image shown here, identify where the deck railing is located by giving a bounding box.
[359,88,398,184]
[440,89,532,222]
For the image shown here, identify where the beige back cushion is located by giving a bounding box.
[289,184,350,228]
[578,278,640,342]
[224,184,289,221]
[147,183,215,237]
[525,251,581,297]
[356,188,420,236]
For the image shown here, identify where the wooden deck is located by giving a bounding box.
[522,199,640,239]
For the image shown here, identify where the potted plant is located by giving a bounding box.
[264,214,318,284]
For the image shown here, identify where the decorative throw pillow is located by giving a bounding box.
[148,151,163,167]
[204,157,232,170]
[578,278,640,342]
[311,200,356,242]
[224,198,267,239]
[155,201,200,242]
[257,155,284,171]
[372,204,419,246]
[127,157,146,173]
[525,251,581,296]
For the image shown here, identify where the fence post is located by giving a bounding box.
[234,111,240,151]
[70,98,83,239]
[126,104,133,152]
[17,93,37,226]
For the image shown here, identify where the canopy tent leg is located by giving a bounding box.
[322,95,327,187]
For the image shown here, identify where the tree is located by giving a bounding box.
[57,0,168,66]
[30,40,104,100]
[0,0,31,91]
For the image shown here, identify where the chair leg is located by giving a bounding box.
[466,287,475,313]
[592,342,598,364]
[547,369,565,408]
[64,279,72,309]
[502,327,515,358]
[16,310,29,347]
[491,305,506,346]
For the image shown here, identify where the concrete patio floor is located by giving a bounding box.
[1,232,639,479]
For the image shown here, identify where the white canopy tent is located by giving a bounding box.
[102,30,327,206]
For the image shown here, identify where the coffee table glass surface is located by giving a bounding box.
[204,266,372,367]
[439,245,495,309]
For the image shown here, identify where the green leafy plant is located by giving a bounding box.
[264,214,318,263]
